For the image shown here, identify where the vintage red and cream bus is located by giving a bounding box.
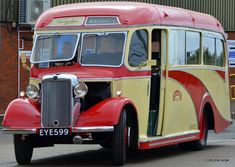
[2,2,232,165]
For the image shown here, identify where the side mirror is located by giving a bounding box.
[146,60,156,66]
[146,60,160,66]
[21,53,30,71]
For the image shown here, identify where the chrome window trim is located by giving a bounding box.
[30,33,80,64]
[79,31,127,68]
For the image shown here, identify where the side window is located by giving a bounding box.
[169,30,185,65]
[128,30,148,67]
[216,39,225,67]
[203,36,216,65]
[203,34,225,67]
[186,31,201,64]
[152,29,161,60]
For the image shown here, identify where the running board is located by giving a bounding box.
[139,131,200,149]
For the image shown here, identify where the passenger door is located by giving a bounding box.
[147,29,167,136]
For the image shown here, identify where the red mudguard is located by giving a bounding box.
[2,98,41,128]
[76,97,136,127]
[200,93,232,133]
[2,97,136,128]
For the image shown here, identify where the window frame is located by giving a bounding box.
[203,32,225,67]
[215,38,225,67]
[30,33,80,64]
[168,29,202,66]
[79,31,127,67]
[185,31,201,65]
[127,29,149,68]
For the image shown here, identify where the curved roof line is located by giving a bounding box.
[35,2,225,35]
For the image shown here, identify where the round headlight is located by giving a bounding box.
[74,82,88,98]
[26,84,39,99]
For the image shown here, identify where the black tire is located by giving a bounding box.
[127,115,138,151]
[179,111,208,151]
[112,110,127,166]
[100,140,112,149]
[14,135,33,165]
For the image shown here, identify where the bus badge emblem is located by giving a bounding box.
[173,90,182,101]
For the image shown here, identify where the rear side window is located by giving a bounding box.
[203,36,216,65]
[186,31,201,64]
[216,39,225,67]
[169,30,201,65]
[128,30,148,67]
[203,34,225,67]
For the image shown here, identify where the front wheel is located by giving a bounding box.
[14,135,33,165]
[179,111,208,150]
[112,110,127,166]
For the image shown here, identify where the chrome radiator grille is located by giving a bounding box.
[41,78,72,127]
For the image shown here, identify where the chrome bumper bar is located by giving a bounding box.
[2,126,114,134]
[2,128,37,134]
[72,126,114,132]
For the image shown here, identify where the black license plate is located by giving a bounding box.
[39,128,70,136]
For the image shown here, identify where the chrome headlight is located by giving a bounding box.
[26,84,39,99]
[74,82,88,98]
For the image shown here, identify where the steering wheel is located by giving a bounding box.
[50,60,75,67]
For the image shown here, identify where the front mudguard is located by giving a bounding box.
[2,97,137,130]
[76,97,137,127]
[2,98,41,128]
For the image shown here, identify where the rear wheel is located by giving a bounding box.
[112,110,127,166]
[179,111,208,150]
[14,135,33,165]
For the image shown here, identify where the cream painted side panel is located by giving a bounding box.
[188,69,231,120]
[162,79,198,136]
[113,78,150,138]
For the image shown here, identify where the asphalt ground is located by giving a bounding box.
[0,121,234,167]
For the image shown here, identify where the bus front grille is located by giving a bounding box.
[41,78,72,127]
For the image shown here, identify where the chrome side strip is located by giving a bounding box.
[72,126,114,133]
[2,128,37,134]
[139,130,200,143]
[149,136,197,147]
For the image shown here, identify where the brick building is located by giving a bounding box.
[1,0,235,115]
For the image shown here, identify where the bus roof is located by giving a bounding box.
[35,2,225,35]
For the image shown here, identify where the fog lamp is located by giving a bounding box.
[74,82,88,98]
[26,84,39,99]
[116,90,122,96]
[19,91,25,98]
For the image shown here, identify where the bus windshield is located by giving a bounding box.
[31,33,79,63]
[31,32,126,67]
[80,32,126,66]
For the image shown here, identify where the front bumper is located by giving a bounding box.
[2,126,114,134]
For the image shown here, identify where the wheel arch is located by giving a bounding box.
[203,102,215,130]
[200,93,231,133]
[200,94,215,132]
[77,97,139,127]
[124,103,138,126]
[123,103,139,149]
